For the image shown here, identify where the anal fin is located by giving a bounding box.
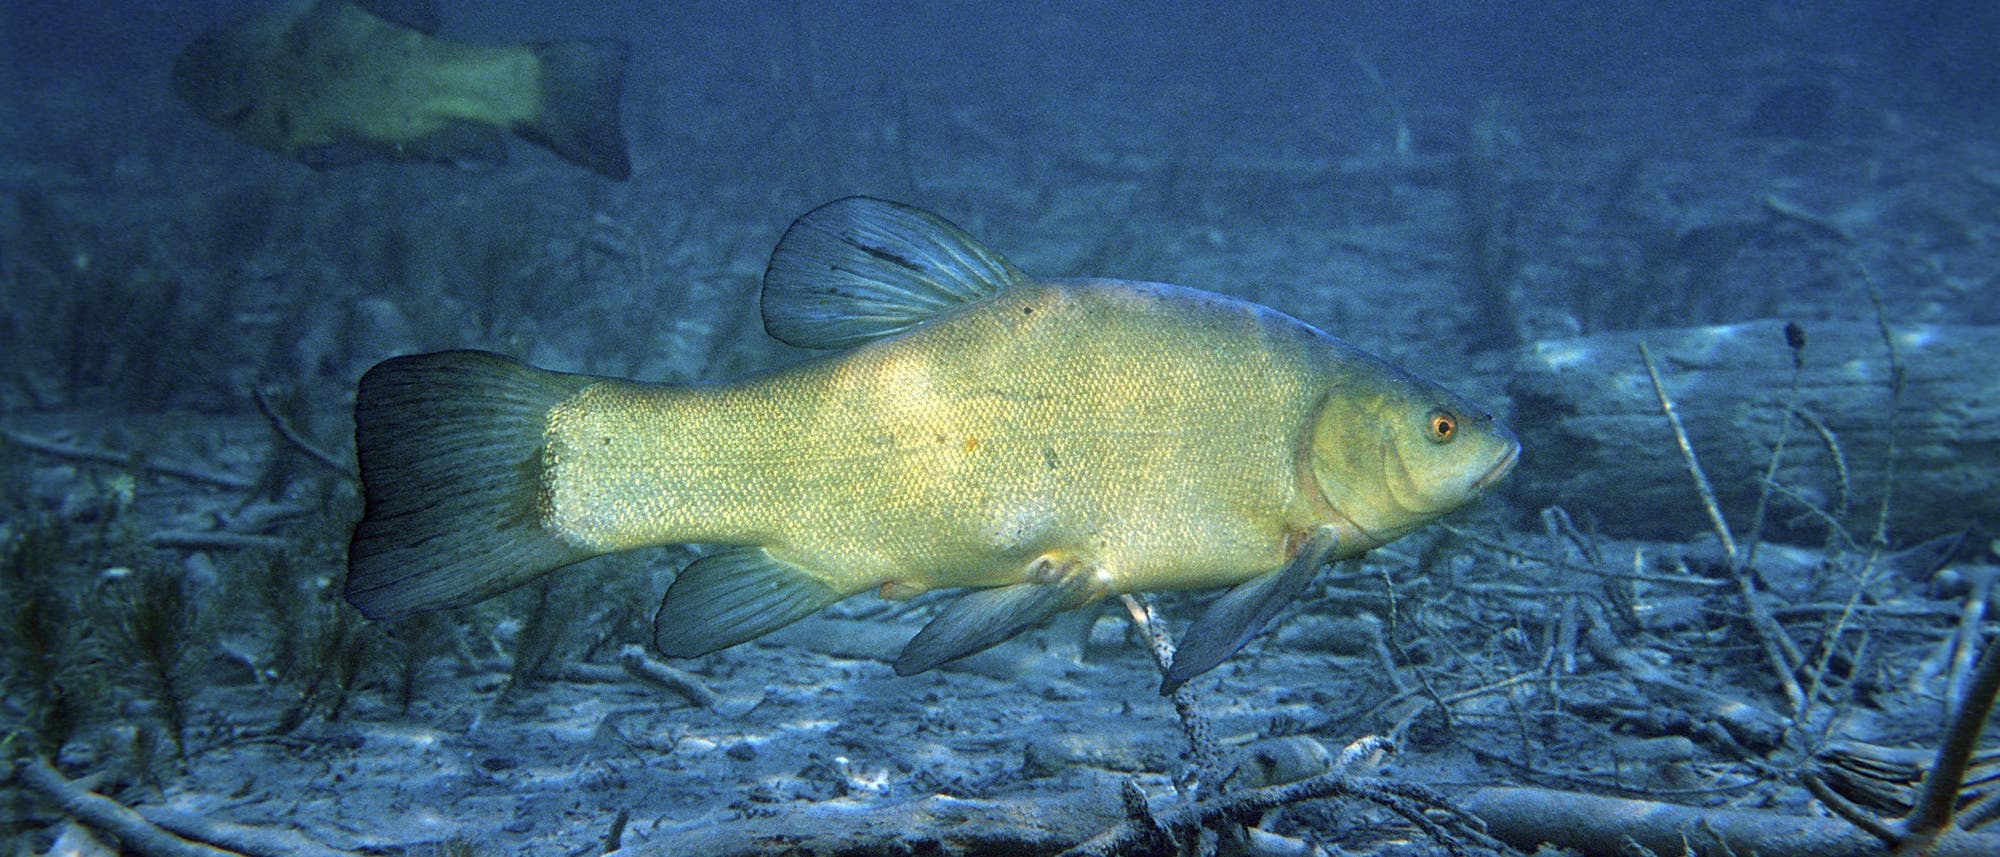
[1160,526,1340,695]
[652,548,842,659]
[894,557,1107,676]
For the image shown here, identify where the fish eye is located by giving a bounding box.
[1426,409,1458,444]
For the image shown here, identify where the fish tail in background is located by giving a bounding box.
[346,350,599,620]
[519,39,631,180]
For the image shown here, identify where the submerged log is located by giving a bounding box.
[1464,786,2000,857]
[1505,320,2000,547]
[615,791,1122,857]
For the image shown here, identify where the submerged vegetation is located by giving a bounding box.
[0,518,109,762]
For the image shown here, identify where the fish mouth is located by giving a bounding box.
[1473,442,1521,492]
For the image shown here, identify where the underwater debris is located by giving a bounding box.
[1508,320,2000,544]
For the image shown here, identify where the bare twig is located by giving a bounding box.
[1640,342,1807,715]
[615,645,718,710]
[2,429,251,490]
[1066,771,1503,857]
[1904,632,2000,845]
[251,386,352,479]
[1638,342,1735,561]
[1803,770,1903,844]
[139,808,357,857]
[1580,601,1788,751]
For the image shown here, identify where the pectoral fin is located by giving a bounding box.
[1160,527,1340,695]
[653,548,843,658]
[894,558,1106,676]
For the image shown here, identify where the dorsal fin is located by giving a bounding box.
[349,0,442,34]
[761,196,1027,350]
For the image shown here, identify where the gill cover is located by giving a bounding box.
[1308,376,1519,550]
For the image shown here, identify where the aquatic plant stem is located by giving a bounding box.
[1640,342,1807,714]
[1859,264,1903,554]
[1741,322,1808,570]
[1904,627,2000,846]
[1638,342,1735,560]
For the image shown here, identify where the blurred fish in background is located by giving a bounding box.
[170,0,630,179]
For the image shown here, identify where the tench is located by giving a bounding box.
[171,0,630,179]
[346,197,1519,692]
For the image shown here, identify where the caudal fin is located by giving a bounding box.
[346,350,599,620]
[520,39,631,180]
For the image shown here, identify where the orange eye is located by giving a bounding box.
[1427,410,1458,444]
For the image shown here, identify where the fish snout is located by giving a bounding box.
[1474,438,1520,492]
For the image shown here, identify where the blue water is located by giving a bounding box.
[4,1,1998,853]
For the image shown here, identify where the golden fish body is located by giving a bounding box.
[347,197,1517,687]
[172,0,629,178]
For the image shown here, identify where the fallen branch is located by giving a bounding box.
[1464,785,2000,857]
[140,808,357,857]
[11,756,247,857]
[1900,630,2000,849]
[1579,601,1788,751]
[1508,321,2000,543]
[1641,341,1808,715]
[610,792,1118,857]
[1117,593,1221,792]
[2,429,252,490]
[149,530,290,551]
[251,386,353,480]
[616,645,719,710]
[1063,771,1506,857]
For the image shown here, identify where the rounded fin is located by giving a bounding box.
[894,557,1106,676]
[652,548,843,658]
[761,196,1028,350]
[345,350,598,619]
[520,39,631,180]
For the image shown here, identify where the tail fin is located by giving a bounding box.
[520,39,631,180]
[346,350,599,620]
